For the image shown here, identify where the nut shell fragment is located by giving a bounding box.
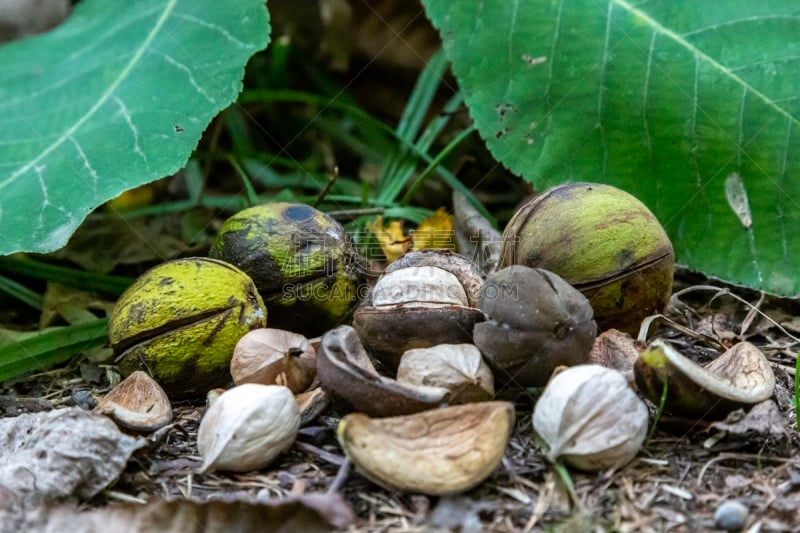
[295,387,330,426]
[634,340,775,419]
[533,365,648,472]
[197,384,300,473]
[94,371,172,432]
[338,401,515,495]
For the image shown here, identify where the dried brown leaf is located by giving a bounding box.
[0,408,144,507]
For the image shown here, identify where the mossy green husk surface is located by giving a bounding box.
[209,203,362,336]
[499,182,674,334]
[108,257,266,398]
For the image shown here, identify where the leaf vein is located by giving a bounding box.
[681,14,800,37]
[114,97,149,172]
[156,53,216,105]
[173,13,252,49]
[0,0,178,193]
[614,0,800,129]
[597,0,613,179]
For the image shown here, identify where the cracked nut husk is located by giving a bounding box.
[499,182,674,335]
[316,325,449,417]
[634,340,775,419]
[353,251,484,371]
[533,364,648,472]
[210,202,363,337]
[231,328,316,393]
[337,401,515,495]
[473,266,597,387]
[197,384,300,473]
[94,371,172,432]
[396,344,494,404]
[108,257,267,398]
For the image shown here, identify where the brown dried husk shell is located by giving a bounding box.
[316,326,449,417]
[337,401,515,495]
[473,266,596,387]
[354,259,485,371]
[634,340,775,419]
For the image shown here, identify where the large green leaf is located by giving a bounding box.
[423,0,800,296]
[0,0,270,255]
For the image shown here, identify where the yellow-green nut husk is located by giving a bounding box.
[108,257,267,399]
[209,203,362,337]
[499,183,674,335]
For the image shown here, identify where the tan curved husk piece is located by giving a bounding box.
[337,401,514,495]
[634,340,775,419]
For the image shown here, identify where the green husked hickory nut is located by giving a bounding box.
[499,183,674,335]
[209,203,362,336]
[108,257,267,398]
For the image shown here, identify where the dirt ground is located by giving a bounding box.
[3,270,799,532]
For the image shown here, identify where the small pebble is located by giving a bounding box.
[70,388,96,410]
[714,500,748,531]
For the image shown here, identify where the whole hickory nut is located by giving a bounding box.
[197,384,300,473]
[108,257,267,399]
[499,182,674,335]
[231,328,316,394]
[533,364,648,472]
[473,266,597,387]
[210,202,363,337]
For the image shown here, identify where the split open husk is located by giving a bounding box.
[634,340,775,419]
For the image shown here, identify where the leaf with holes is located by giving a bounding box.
[0,0,270,255]
[423,0,800,296]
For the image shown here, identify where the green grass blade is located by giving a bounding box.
[0,256,134,296]
[401,125,476,205]
[396,49,449,140]
[0,318,109,382]
[227,156,261,207]
[645,372,669,446]
[378,50,449,201]
[0,275,43,311]
[378,91,464,204]
[239,85,495,225]
[238,89,398,139]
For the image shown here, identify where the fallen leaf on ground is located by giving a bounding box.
[0,491,354,532]
[366,216,411,263]
[412,207,457,252]
[709,400,787,438]
[0,407,144,507]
